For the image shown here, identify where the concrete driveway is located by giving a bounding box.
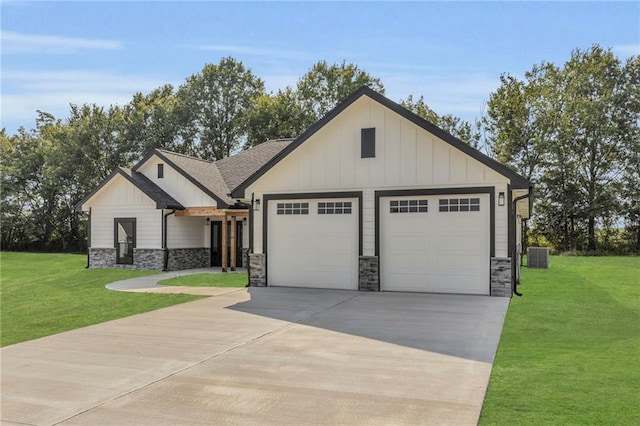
[1,287,509,425]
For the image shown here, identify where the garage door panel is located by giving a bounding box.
[381,194,490,295]
[268,198,358,290]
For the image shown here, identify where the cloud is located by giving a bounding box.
[1,70,168,132]
[190,43,313,61]
[0,30,122,54]
[613,43,640,57]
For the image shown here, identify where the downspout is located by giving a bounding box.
[163,209,176,271]
[85,207,91,268]
[512,190,532,296]
[247,193,254,287]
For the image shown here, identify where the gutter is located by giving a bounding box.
[512,188,533,297]
[162,209,176,271]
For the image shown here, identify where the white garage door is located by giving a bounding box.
[380,194,490,294]
[268,198,358,290]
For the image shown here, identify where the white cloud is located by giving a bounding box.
[1,70,168,131]
[613,43,640,57]
[0,30,122,54]
[190,43,314,62]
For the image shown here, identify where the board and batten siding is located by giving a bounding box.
[138,157,218,207]
[86,175,162,249]
[245,96,511,257]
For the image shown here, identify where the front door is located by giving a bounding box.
[210,220,243,267]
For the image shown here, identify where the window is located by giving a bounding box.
[114,218,136,264]
[390,199,428,213]
[318,201,352,214]
[361,128,375,158]
[439,198,480,212]
[157,163,164,178]
[276,202,309,215]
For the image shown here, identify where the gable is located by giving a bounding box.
[136,154,222,208]
[233,87,531,198]
[243,96,512,195]
[80,173,156,209]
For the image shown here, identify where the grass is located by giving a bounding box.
[158,272,248,287]
[0,252,202,347]
[480,256,640,425]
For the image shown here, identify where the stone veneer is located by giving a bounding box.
[89,247,209,271]
[166,248,210,271]
[359,256,379,291]
[242,248,250,270]
[89,247,164,270]
[248,253,266,286]
[491,257,512,297]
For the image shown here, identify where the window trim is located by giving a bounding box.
[276,202,309,215]
[361,128,376,158]
[157,163,164,178]
[114,218,136,265]
[318,201,353,215]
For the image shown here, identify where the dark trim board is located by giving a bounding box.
[232,87,531,198]
[375,187,496,293]
[262,191,363,286]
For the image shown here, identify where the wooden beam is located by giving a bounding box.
[174,207,249,217]
[230,215,236,271]
[221,216,227,272]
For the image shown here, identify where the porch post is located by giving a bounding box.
[221,215,228,272]
[230,214,237,271]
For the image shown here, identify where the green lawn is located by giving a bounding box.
[0,252,202,347]
[480,256,640,425]
[158,272,248,287]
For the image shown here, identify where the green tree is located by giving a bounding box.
[176,57,265,160]
[297,60,384,120]
[245,87,312,147]
[401,95,481,147]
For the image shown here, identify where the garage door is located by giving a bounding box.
[268,198,358,290]
[380,194,490,294]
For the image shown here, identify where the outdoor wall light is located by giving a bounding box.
[254,199,260,211]
[498,192,505,206]
[206,218,210,226]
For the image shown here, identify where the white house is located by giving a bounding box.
[77,87,532,297]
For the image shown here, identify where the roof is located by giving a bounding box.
[216,139,294,192]
[75,167,184,212]
[231,86,533,198]
[130,140,294,208]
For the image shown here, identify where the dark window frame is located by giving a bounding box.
[361,128,376,158]
[439,198,480,212]
[157,163,164,178]
[390,199,428,213]
[114,218,136,264]
[276,202,309,215]
[318,201,353,215]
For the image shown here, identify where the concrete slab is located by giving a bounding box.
[1,287,509,426]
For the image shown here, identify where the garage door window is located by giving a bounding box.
[318,201,352,214]
[276,202,309,215]
[390,199,428,213]
[439,198,480,212]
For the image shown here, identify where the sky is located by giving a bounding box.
[1,1,639,135]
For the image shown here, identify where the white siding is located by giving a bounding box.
[167,215,206,248]
[137,157,218,207]
[245,97,511,256]
[86,176,161,249]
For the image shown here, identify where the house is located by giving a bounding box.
[77,86,532,297]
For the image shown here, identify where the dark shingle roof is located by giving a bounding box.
[152,149,234,206]
[216,139,294,193]
[75,167,184,211]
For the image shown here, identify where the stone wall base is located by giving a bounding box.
[89,247,209,271]
[359,256,379,291]
[166,248,210,271]
[249,253,266,287]
[491,257,512,297]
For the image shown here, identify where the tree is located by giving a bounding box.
[401,95,481,147]
[297,60,384,120]
[176,57,265,160]
[486,45,638,253]
[244,87,312,147]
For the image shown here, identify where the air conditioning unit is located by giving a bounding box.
[528,247,549,268]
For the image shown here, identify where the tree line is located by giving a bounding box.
[2,46,638,254]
